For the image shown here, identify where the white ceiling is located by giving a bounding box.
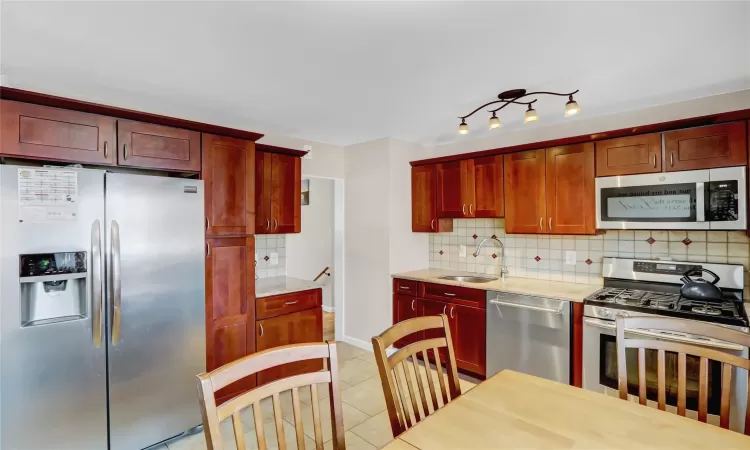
[1,1,748,147]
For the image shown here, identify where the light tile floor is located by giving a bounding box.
[165,313,478,450]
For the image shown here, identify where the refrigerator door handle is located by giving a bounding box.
[91,219,103,347]
[111,220,122,345]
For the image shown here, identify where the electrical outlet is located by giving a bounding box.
[270,252,279,265]
[459,245,467,258]
[565,251,576,265]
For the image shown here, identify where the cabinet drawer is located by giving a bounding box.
[419,282,485,309]
[393,278,417,296]
[256,288,321,320]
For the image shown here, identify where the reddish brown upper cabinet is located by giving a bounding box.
[205,237,256,401]
[255,151,301,234]
[504,149,547,234]
[546,143,596,235]
[202,134,255,236]
[116,119,200,172]
[411,165,453,232]
[664,122,747,172]
[0,100,116,165]
[471,155,505,218]
[256,304,323,386]
[436,160,466,218]
[595,134,662,177]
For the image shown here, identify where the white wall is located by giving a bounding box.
[434,90,750,157]
[286,177,336,308]
[343,138,432,346]
[257,133,346,179]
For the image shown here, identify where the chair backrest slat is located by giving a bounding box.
[616,316,750,435]
[196,342,346,450]
[372,314,462,437]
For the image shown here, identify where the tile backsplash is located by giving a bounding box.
[429,219,750,291]
[256,235,287,279]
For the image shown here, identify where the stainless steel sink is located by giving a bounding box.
[439,275,498,283]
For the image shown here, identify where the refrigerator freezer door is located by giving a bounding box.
[0,166,108,450]
[105,173,206,450]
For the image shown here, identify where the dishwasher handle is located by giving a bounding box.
[489,298,566,315]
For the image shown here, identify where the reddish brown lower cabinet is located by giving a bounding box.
[205,237,256,402]
[392,294,420,348]
[450,303,486,377]
[0,99,116,165]
[256,304,323,385]
[571,302,584,388]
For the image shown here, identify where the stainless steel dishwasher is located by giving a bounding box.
[486,291,571,383]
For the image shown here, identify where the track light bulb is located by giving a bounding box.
[524,105,538,123]
[489,113,502,130]
[458,120,469,135]
[564,95,581,117]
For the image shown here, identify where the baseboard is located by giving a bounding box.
[322,305,335,313]
[341,335,373,352]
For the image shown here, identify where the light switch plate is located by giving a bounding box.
[270,252,279,265]
[565,251,576,265]
[459,245,467,258]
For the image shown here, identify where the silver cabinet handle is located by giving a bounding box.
[490,298,565,315]
[411,299,416,311]
[549,217,552,230]
[652,154,657,168]
[670,152,674,167]
[450,306,454,318]
[123,143,128,160]
[431,219,435,230]
[444,292,456,297]
[103,141,108,159]
[399,286,410,290]
[443,305,447,314]
[91,220,103,347]
[259,324,264,337]
[462,204,466,215]
[469,204,473,215]
[266,218,270,230]
[539,217,543,231]
[285,301,298,305]
[206,242,210,257]
[274,218,278,231]
[111,220,122,345]
[205,217,210,232]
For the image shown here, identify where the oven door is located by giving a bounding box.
[596,170,708,229]
[583,317,749,432]
[707,167,746,230]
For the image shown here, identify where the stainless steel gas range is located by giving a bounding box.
[583,257,749,432]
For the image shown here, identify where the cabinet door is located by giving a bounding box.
[393,294,420,348]
[270,153,301,233]
[546,143,596,235]
[117,119,200,172]
[504,149,547,234]
[205,237,256,401]
[411,165,453,232]
[595,134,661,176]
[421,299,451,364]
[450,303,486,377]
[255,151,273,234]
[256,307,323,385]
[472,155,504,218]
[0,100,116,165]
[202,134,255,236]
[436,161,466,218]
[664,122,747,171]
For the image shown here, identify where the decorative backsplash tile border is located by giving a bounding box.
[428,219,750,292]
[256,235,287,279]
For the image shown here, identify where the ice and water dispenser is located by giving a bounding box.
[19,252,87,327]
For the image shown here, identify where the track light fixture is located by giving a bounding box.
[457,88,580,135]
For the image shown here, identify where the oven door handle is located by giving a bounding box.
[584,318,616,330]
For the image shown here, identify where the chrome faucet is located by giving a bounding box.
[473,237,509,280]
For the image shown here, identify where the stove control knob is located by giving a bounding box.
[598,308,612,318]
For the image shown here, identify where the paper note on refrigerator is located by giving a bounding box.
[17,168,78,221]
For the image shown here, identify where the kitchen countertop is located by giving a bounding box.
[256,276,322,298]
[392,268,602,302]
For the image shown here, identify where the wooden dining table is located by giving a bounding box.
[382,370,750,449]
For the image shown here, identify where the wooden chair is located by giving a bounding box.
[196,341,346,450]
[371,314,461,437]
[616,316,750,434]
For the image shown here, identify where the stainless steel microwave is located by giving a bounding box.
[595,166,746,230]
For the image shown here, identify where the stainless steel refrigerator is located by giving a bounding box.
[0,165,206,450]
